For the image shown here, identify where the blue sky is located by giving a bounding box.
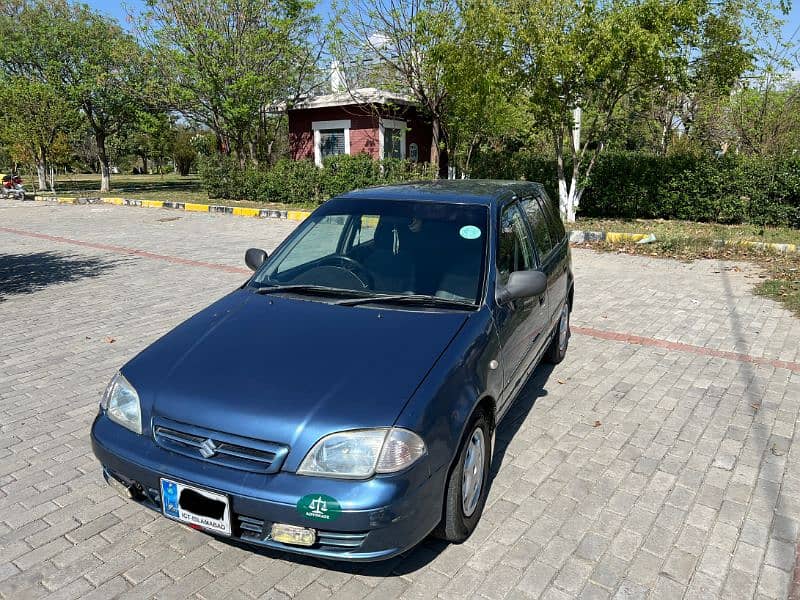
[88,0,799,77]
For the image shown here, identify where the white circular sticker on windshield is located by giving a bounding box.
[459,225,482,240]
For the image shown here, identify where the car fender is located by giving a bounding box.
[394,307,502,477]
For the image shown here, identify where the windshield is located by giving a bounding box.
[253,198,489,304]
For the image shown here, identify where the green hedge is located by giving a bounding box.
[471,150,800,227]
[199,154,436,205]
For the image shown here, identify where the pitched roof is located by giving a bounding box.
[287,87,416,111]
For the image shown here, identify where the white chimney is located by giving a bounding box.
[330,60,346,93]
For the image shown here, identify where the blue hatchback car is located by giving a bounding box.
[91,180,573,561]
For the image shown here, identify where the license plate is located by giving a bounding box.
[160,478,231,536]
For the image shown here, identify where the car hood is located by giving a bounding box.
[123,289,468,468]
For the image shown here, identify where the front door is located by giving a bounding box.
[494,202,549,411]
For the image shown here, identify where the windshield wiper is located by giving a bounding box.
[335,294,475,309]
[254,284,368,298]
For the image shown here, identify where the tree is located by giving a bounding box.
[334,0,459,171]
[125,110,176,174]
[139,0,321,165]
[0,0,145,192]
[499,0,710,221]
[172,128,199,176]
[0,78,78,190]
[728,81,800,156]
[438,2,525,175]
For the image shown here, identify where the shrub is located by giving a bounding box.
[264,158,321,204]
[199,153,435,205]
[382,157,438,183]
[471,150,800,227]
[320,154,382,198]
[199,155,243,199]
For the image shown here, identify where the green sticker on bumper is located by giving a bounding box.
[297,494,341,522]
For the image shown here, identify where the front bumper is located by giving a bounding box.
[90,414,444,561]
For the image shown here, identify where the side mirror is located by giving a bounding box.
[497,270,547,304]
[245,248,268,271]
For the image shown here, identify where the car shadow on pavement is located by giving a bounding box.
[490,363,555,478]
[216,362,557,578]
[0,251,119,302]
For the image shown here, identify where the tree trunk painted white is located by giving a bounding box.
[558,175,581,223]
[95,128,112,192]
[36,163,47,191]
[100,162,111,193]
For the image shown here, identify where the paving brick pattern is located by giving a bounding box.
[1,199,799,599]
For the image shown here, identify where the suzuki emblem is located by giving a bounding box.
[199,438,218,458]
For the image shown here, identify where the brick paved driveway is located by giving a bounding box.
[1,199,800,600]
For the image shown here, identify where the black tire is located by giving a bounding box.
[434,410,492,543]
[545,300,570,364]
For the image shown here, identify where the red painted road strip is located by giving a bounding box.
[572,325,800,373]
[0,226,251,275]
[792,544,800,600]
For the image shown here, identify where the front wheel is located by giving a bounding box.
[434,410,492,543]
[545,300,570,364]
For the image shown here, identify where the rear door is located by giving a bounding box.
[539,190,570,311]
[494,202,549,409]
[519,193,568,324]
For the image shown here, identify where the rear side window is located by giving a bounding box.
[497,203,534,284]
[537,192,565,243]
[519,196,554,259]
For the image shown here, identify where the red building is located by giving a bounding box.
[287,88,433,167]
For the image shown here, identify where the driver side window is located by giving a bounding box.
[497,203,534,285]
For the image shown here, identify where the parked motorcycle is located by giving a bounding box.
[1,173,26,200]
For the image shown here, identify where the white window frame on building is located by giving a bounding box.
[379,118,407,160]
[312,119,351,167]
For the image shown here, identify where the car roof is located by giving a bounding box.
[337,179,543,206]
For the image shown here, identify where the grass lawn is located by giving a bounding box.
[44,173,319,211]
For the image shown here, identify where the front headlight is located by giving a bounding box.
[297,428,426,479]
[100,372,142,434]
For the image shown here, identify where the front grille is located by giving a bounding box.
[152,417,288,474]
[235,514,369,550]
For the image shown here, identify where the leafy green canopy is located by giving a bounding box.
[0,0,146,190]
[483,0,775,219]
[139,0,321,163]
[0,78,78,187]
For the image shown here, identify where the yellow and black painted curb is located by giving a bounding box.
[32,194,313,222]
[568,229,798,253]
